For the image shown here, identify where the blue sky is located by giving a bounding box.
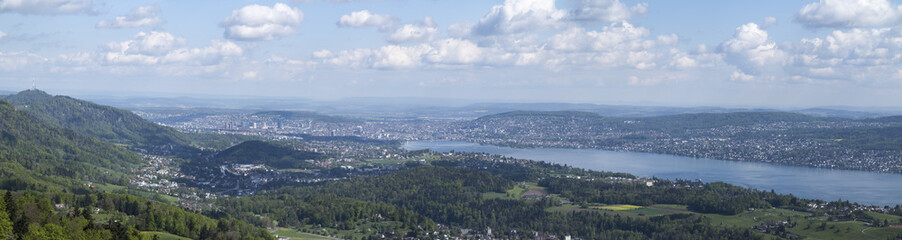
[1,0,901,107]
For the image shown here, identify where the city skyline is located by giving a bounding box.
[2,0,902,107]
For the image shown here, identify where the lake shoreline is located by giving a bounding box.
[404,140,902,207]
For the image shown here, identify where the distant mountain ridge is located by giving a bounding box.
[476,110,827,132]
[253,110,360,123]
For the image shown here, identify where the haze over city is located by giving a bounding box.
[2,0,902,107]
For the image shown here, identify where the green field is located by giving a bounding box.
[704,209,902,240]
[595,204,643,211]
[548,204,688,218]
[141,231,190,240]
[95,183,180,205]
[273,228,336,240]
[482,182,551,200]
[548,203,902,240]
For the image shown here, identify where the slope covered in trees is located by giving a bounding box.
[0,99,141,192]
[252,166,766,239]
[0,190,273,240]
[4,90,192,149]
[215,140,322,169]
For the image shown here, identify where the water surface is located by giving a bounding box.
[403,141,902,207]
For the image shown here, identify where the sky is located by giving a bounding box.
[1,0,902,107]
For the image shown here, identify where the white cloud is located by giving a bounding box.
[785,27,902,82]
[316,18,699,74]
[569,0,647,22]
[547,21,653,52]
[0,51,47,71]
[541,21,688,70]
[102,31,242,66]
[372,44,431,69]
[96,5,163,29]
[762,17,778,28]
[220,3,304,41]
[795,0,902,28]
[316,38,500,69]
[0,0,90,15]
[337,10,396,31]
[106,31,186,57]
[388,17,438,43]
[0,31,6,40]
[425,38,484,65]
[471,0,567,36]
[719,23,786,77]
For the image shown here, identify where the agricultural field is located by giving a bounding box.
[482,182,551,200]
[140,231,191,240]
[272,228,336,240]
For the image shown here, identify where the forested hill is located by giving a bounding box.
[476,110,604,120]
[4,90,192,149]
[216,140,322,169]
[0,99,141,192]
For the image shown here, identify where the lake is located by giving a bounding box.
[403,141,902,207]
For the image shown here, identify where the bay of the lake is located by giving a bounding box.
[403,141,902,207]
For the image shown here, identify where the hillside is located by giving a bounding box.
[628,111,825,132]
[0,99,141,191]
[4,90,193,149]
[216,140,322,169]
[0,98,275,239]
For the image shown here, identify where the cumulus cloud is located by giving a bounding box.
[96,5,163,29]
[762,17,778,28]
[569,0,647,22]
[785,27,902,81]
[0,0,91,15]
[719,23,786,78]
[547,21,653,52]
[388,17,438,43]
[315,38,504,69]
[471,0,567,36]
[220,3,304,41]
[0,31,6,40]
[795,0,902,28]
[0,51,47,71]
[540,21,690,70]
[102,31,241,65]
[337,10,396,31]
[314,18,697,74]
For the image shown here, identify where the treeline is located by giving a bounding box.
[0,190,273,240]
[216,194,433,237]
[238,166,767,239]
[541,178,805,215]
[430,156,634,182]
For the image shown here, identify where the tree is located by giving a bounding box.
[0,198,13,240]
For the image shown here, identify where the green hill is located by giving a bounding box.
[4,90,192,149]
[0,99,141,192]
[216,140,322,169]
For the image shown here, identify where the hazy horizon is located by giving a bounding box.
[3,0,902,108]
